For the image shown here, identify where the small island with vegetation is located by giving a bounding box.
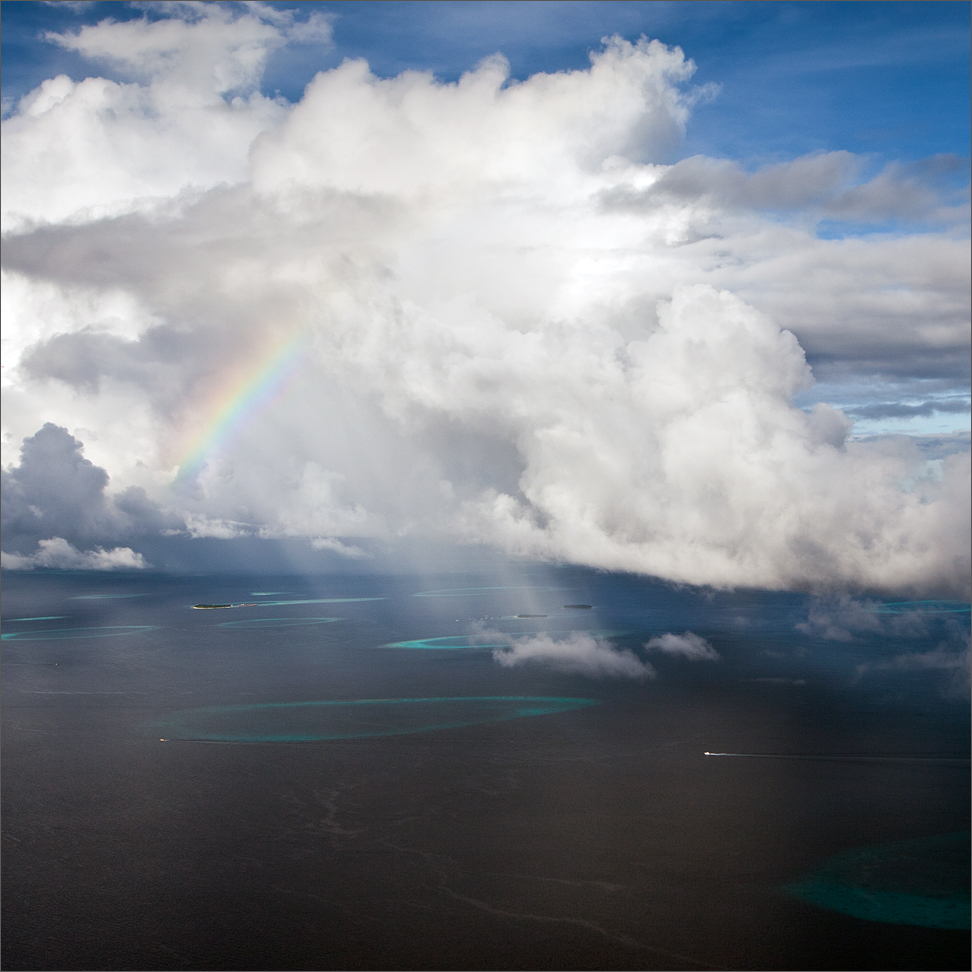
[192,602,259,610]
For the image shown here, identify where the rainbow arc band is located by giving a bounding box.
[175,333,308,482]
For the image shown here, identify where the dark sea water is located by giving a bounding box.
[2,568,969,970]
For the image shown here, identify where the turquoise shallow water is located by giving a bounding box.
[69,594,149,600]
[217,617,341,629]
[412,586,565,597]
[382,630,626,650]
[255,597,383,606]
[6,616,66,621]
[382,635,514,650]
[1,625,155,641]
[868,601,971,614]
[148,696,600,742]
[785,833,971,929]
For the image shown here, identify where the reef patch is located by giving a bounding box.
[784,833,971,929]
[149,696,600,742]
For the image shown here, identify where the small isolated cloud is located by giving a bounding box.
[492,631,656,679]
[797,595,934,641]
[645,630,720,660]
[796,597,884,641]
[41,1,94,11]
[310,536,371,559]
[184,514,250,539]
[0,537,147,570]
[41,2,332,94]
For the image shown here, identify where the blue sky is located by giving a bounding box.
[3,0,970,167]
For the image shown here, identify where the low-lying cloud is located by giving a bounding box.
[0,537,147,570]
[844,399,971,420]
[645,631,720,661]
[490,628,722,678]
[492,632,657,679]
[795,595,949,641]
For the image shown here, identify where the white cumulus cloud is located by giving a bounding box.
[492,631,656,679]
[644,631,720,660]
[0,537,147,570]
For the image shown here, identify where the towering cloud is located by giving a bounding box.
[2,8,969,592]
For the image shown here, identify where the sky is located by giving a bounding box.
[1,0,969,592]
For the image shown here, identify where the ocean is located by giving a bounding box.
[2,567,969,970]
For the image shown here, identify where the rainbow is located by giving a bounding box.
[174,332,308,483]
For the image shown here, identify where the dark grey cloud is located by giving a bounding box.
[844,399,971,420]
[18,322,233,419]
[801,352,971,384]
[1,423,182,557]
[909,432,972,460]
[601,151,969,224]
[603,151,857,212]
[821,155,969,223]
